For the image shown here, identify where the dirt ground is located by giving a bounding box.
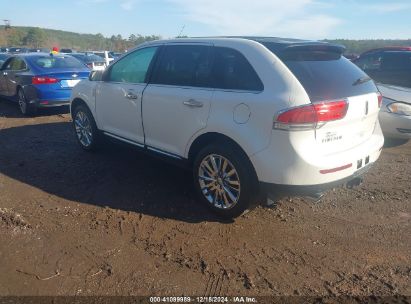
[0,99,410,298]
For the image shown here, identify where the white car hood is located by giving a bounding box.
[378,84,411,105]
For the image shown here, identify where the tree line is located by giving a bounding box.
[1,26,411,54]
[0,26,160,52]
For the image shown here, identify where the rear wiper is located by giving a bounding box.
[353,76,372,86]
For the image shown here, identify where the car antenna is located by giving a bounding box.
[177,25,186,38]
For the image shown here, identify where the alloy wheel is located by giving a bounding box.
[18,90,27,114]
[198,154,241,209]
[74,110,93,147]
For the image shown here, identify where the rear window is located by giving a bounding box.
[263,43,378,101]
[30,56,86,69]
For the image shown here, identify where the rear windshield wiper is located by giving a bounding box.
[353,76,372,86]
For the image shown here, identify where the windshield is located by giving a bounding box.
[30,55,86,69]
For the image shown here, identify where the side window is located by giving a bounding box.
[380,53,411,71]
[355,52,382,72]
[152,45,212,87]
[9,58,26,71]
[108,47,158,83]
[3,58,14,70]
[212,47,263,91]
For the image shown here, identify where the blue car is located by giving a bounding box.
[0,53,90,115]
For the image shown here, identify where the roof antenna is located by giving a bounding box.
[177,25,186,38]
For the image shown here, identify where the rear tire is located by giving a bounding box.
[72,104,100,151]
[193,143,258,218]
[18,89,36,116]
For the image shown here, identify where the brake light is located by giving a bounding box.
[377,93,383,108]
[32,76,58,85]
[274,100,348,130]
[86,63,93,69]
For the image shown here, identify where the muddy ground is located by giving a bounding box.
[0,99,410,297]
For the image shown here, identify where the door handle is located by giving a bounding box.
[125,92,138,100]
[183,99,203,108]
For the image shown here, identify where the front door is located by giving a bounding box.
[95,46,159,144]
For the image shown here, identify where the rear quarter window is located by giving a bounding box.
[212,47,263,91]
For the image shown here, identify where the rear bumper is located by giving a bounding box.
[22,85,70,108]
[260,164,372,197]
[250,122,384,186]
[35,99,70,107]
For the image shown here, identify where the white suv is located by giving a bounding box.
[70,37,384,218]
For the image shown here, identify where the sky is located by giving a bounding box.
[1,0,410,40]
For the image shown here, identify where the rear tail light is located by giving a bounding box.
[86,63,93,69]
[274,100,348,131]
[32,76,58,85]
[377,92,383,108]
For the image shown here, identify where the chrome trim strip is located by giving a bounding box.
[147,147,182,159]
[103,132,144,148]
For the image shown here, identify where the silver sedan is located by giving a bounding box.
[378,84,411,140]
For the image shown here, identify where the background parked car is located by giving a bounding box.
[70,53,106,71]
[354,48,411,141]
[109,51,123,59]
[29,48,51,53]
[378,84,411,142]
[60,48,75,53]
[0,53,90,116]
[343,53,359,61]
[91,51,115,65]
[8,47,29,54]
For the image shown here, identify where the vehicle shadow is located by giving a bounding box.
[0,120,231,223]
[0,98,70,118]
[383,137,410,148]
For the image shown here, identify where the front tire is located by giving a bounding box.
[193,143,258,218]
[72,104,99,151]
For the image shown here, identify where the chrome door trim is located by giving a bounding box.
[103,132,144,148]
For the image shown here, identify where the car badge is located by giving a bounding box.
[72,74,78,78]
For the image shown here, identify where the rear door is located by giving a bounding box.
[271,45,380,154]
[95,46,159,144]
[0,57,13,96]
[0,57,27,97]
[142,44,213,157]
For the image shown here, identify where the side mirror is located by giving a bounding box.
[89,70,103,81]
